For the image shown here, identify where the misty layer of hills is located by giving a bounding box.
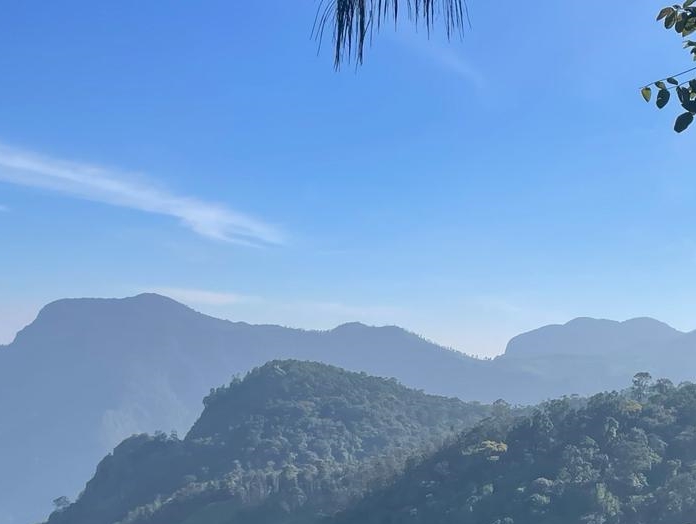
[1,293,696,523]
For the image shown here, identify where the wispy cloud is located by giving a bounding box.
[286,299,404,321]
[146,286,399,318]
[428,46,485,88]
[149,287,259,306]
[0,143,283,245]
[473,294,567,322]
[141,286,403,328]
[392,32,485,88]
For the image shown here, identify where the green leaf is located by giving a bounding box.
[674,111,694,132]
[678,86,690,103]
[689,79,696,90]
[655,80,667,89]
[667,77,680,85]
[677,15,687,32]
[681,14,696,34]
[657,88,671,108]
[641,86,652,102]
[666,12,678,28]
[658,6,675,20]
[685,0,696,7]
[681,96,696,111]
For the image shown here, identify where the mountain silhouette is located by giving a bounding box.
[503,316,682,358]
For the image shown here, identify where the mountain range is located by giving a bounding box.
[2,293,696,523]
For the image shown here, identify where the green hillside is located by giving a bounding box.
[46,360,490,524]
[333,375,696,524]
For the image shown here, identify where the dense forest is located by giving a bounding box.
[333,374,696,524]
[45,360,490,524]
[46,362,696,524]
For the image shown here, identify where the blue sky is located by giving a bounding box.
[0,1,694,355]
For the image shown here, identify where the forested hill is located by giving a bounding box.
[333,375,696,524]
[46,360,490,524]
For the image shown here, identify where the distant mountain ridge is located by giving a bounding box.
[3,293,696,524]
[502,316,683,358]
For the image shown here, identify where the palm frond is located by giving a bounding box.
[314,0,470,69]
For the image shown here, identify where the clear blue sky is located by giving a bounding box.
[0,1,693,355]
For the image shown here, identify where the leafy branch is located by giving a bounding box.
[642,1,696,132]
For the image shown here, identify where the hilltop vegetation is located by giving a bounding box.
[334,374,696,524]
[46,360,490,524]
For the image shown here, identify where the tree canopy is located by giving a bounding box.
[334,373,696,524]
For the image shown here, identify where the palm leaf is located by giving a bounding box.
[315,0,470,69]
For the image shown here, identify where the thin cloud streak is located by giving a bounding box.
[0,144,283,245]
[147,286,400,320]
[150,287,260,306]
[391,32,485,88]
[430,46,485,88]
[286,299,404,321]
[142,286,404,329]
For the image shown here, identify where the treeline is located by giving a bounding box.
[332,373,696,524]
